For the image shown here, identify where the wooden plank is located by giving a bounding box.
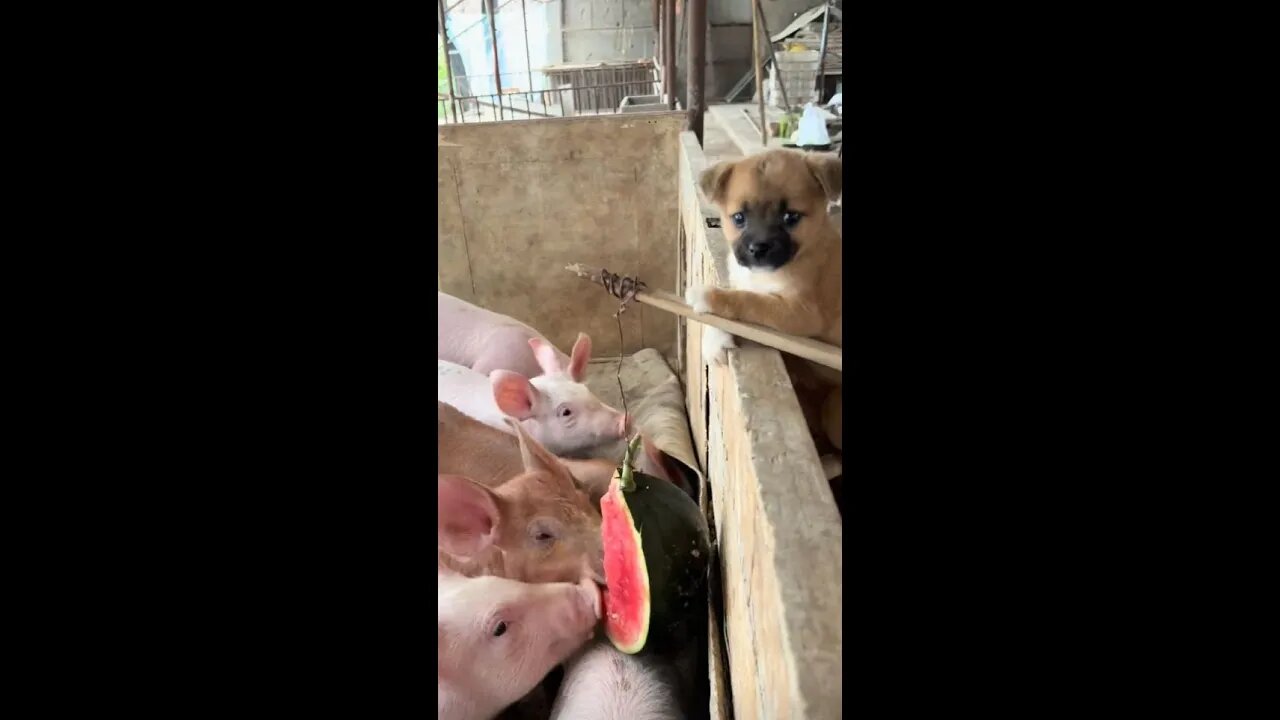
[685,265,708,470]
[437,113,686,358]
[700,445,734,720]
[713,348,842,720]
[678,131,731,284]
[708,105,771,156]
[564,264,843,372]
[770,4,839,43]
[540,59,656,72]
[680,130,721,470]
[682,126,733,719]
[680,123,841,720]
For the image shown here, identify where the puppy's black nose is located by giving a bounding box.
[747,242,771,258]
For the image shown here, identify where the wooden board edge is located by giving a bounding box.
[679,132,732,286]
[707,105,769,157]
[437,110,688,134]
[728,347,842,718]
[700,452,734,720]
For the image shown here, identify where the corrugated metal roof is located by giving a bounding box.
[770,4,842,43]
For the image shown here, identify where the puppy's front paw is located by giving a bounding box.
[701,326,736,367]
[685,284,713,314]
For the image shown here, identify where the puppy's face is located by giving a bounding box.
[699,150,842,271]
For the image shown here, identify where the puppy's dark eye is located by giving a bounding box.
[731,212,746,228]
[783,211,802,227]
[493,622,507,637]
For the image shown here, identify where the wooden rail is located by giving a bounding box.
[564,263,842,373]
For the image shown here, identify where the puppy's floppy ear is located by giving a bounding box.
[804,152,843,203]
[698,160,735,206]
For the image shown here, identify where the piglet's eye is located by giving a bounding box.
[558,406,573,418]
[493,622,507,637]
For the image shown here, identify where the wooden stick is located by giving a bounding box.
[565,263,842,372]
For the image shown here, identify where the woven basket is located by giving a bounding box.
[768,50,821,109]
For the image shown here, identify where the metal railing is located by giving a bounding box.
[438,0,676,126]
[438,79,670,124]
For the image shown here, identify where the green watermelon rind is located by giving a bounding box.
[601,451,711,655]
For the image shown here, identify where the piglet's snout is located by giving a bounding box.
[559,578,601,631]
[579,576,603,620]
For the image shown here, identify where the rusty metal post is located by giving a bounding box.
[816,0,832,103]
[483,0,504,120]
[655,0,662,98]
[664,0,675,108]
[519,0,534,102]
[438,0,459,124]
[687,0,706,143]
[756,0,787,109]
[752,0,766,145]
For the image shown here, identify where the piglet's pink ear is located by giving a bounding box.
[438,474,501,557]
[506,417,571,482]
[490,370,538,419]
[568,333,592,383]
[528,338,564,376]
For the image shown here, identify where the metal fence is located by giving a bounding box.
[440,61,675,124]
[438,0,672,125]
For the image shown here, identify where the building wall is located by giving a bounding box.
[553,0,821,95]
[680,0,825,103]
[561,0,657,62]
[443,0,827,104]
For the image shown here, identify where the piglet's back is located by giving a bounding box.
[550,641,685,720]
[438,401,526,487]
[438,291,557,378]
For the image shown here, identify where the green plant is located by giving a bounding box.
[437,37,448,119]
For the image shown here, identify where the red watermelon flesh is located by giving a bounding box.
[599,472,651,654]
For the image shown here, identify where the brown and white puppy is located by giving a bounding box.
[686,149,843,454]
[687,149,842,362]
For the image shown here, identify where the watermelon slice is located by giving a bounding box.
[600,435,711,655]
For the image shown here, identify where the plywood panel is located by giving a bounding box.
[437,113,685,359]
